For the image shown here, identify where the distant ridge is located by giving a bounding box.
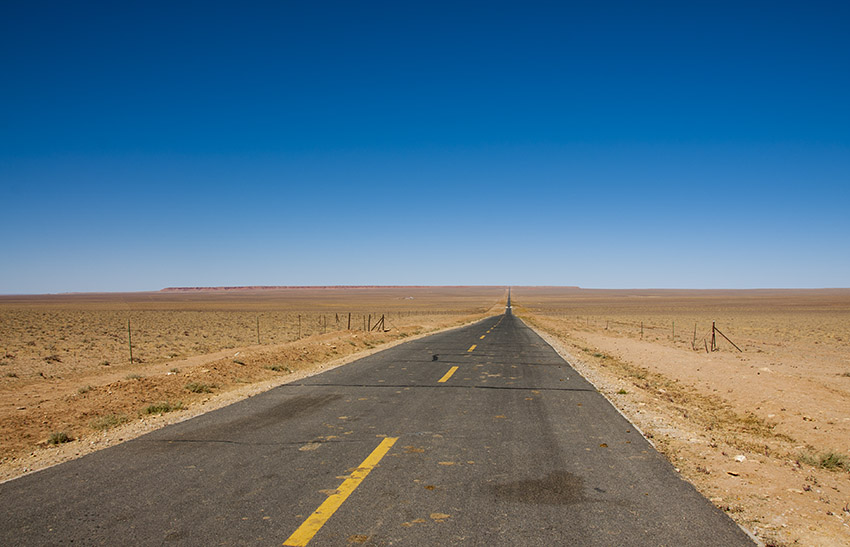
[160,285,503,292]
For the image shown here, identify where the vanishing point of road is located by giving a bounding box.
[0,304,753,545]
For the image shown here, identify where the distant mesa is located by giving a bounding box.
[159,285,487,292]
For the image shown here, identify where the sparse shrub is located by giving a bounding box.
[99,360,110,366]
[233,359,246,365]
[5,372,18,378]
[77,385,93,394]
[90,413,129,430]
[143,401,184,415]
[185,382,213,393]
[798,451,849,471]
[43,354,62,363]
[125,373,142,380]
[266,365,291,373]
[617,389,628,395]
[819,452,849,471]
[47,431,72,445]
[170,368,180,373]
[840,372,850,378]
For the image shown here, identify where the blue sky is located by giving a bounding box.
[1,1,848,293]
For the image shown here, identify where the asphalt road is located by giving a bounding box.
[0,309,753,546]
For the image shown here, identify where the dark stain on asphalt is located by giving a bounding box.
[169,394,343,440]
[492,471,586,505]
[241,394,343,428]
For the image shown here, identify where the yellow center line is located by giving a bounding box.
[479,335,485,340]
[438,366,459,383]
[468,344,477,352]
[283,437,398,546]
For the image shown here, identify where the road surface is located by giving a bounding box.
[0,308,753,545]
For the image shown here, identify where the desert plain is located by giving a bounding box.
[1,285,848,545]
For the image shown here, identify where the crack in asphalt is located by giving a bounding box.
[287,383,596,392]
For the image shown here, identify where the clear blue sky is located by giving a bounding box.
[2,1,848,293]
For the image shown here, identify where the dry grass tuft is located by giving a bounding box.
[184,382,213,394]
[143,402,184,415]
[798,451,849,472]
[47,432,72,445]
[89,413,129,431]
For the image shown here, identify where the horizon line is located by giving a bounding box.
[2,285,850,297]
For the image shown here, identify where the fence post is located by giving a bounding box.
[128,319,133,363]
[692,323,697,350]
[348,312,351,330]
[711,321,717,351]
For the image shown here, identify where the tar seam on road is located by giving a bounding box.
[438,366,459,383]
[288,383,596,393]
[283,436,398,547]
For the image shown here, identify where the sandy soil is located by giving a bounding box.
[515,287,850,547]
[0,287,505,482]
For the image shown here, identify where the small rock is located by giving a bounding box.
[734,455,746,463]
